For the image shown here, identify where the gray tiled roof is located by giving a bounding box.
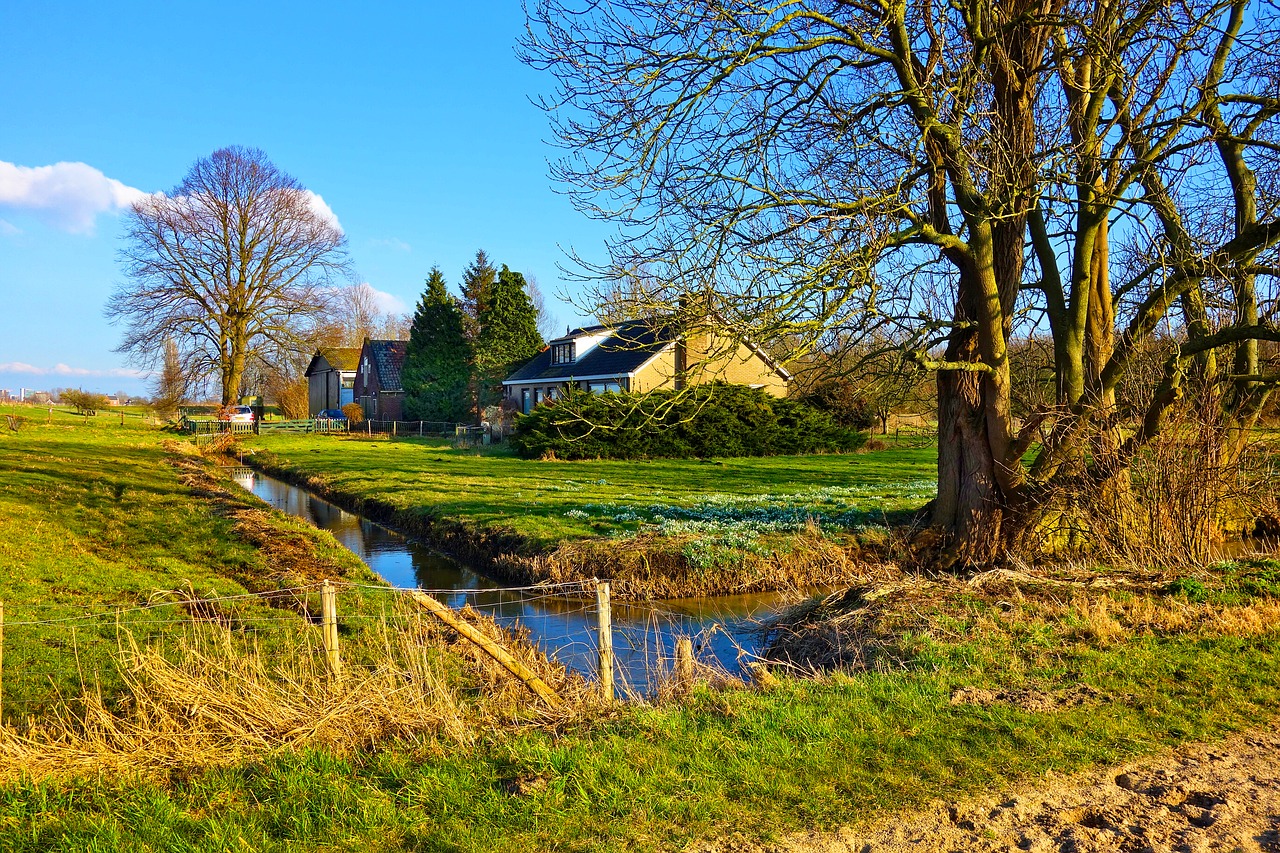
[367,339,408,392]
[506,319,673,383]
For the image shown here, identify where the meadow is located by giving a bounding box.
[0,408,1278,851]
[244,432,938,547]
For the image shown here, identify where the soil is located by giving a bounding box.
[696,728,1280,852]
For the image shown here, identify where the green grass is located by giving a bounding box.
[246,433,937,548]
[2,626,1277,851]
[4,409,1280,851]
[0,405,375,715]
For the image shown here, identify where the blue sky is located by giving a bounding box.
[0,1,611,397]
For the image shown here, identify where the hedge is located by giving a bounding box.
[509,383,867,460]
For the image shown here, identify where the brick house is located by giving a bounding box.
[354,339,408,421]
[502,317,789,414]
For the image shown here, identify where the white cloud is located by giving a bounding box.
[0,361,151,379]
[361,283,408,315]
[304,190,342,233]
[369,237,412,253]
[0,160,148,234]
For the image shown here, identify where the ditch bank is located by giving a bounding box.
[245,450,878,600]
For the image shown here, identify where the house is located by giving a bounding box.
[502,317,789,414]
[304,347,360,416]
[354,339,408,421]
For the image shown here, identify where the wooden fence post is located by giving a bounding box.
[596,581,614,702]
[321,581,341,680]
[674,636,693,695]
[392,421,397,437]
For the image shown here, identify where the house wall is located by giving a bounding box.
[308,368,345,415]
[634,334,786,396]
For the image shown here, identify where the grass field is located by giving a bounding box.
[246,433,937,545]
[2,409,1279,851]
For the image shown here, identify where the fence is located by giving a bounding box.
[352,420,466,440]
[181,417,476,442]
[0,579,753,722]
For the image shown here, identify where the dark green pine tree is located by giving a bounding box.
[459,249,498,341]
[474,265,545,409]
[402,267,474,423]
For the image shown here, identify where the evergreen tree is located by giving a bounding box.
[474,265,545,409]
[459,249,498,340]
[401,267,473,423]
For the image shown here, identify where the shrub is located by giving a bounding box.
[510,383,866,460]
[62,389,111,416]
[796,378,875,430]
[341,402,365,424]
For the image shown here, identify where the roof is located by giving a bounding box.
[506,318,674,384]
[364,339,408,392]
[305,346,362,376]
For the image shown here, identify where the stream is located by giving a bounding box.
[230,467,787,692]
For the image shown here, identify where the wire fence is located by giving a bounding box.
[0,579,763,720]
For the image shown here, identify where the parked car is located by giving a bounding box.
[317,409,347,421]
[226,405,255,423]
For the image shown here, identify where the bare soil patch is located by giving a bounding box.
[695,728,1280,852]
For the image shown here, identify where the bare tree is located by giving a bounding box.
[523,0,1280,565]
[150,337,187,419]
[107,146,351,406]
[524,273,561,340]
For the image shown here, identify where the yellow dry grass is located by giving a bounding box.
[0,598,591,782]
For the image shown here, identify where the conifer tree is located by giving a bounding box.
[402,267,473,423]
[459,249,498,340]
[474,265,544,409]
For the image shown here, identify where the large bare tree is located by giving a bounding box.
[523,0,1280,566]
[107,146,351,406]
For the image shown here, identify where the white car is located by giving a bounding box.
[227,405,255,423]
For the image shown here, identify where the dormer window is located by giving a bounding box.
[551,342,576,365]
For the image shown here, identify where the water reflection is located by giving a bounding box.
[230,467,781,690]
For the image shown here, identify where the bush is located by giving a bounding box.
[341,402,365,424]
[796,378,875,430]
[510,383,866,460]
[62,389,111,416]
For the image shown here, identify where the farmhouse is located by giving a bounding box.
[354,339,408,421]
[502,317,789,414]
[304,347,360,416]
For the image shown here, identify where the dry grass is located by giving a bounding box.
[761,562,1280,673]
[0,596,592,782]
[533,527,883,600]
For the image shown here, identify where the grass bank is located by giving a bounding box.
[5,568,1280,851]
[0,407,575,736]
[5,412,1280,851]
[244,433,936,597]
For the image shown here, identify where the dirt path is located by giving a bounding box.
[699,729,1280,852]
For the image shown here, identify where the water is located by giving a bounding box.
[229,467,784,692]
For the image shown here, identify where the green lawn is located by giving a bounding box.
[246,433,938,548]
[0,405,378,716]
[3,410,1279,851]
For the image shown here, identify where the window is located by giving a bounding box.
[587,381,622,394]
[551,342,576,365]
[521,389,531,414]
[533,388,543,406]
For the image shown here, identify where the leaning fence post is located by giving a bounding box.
[596,580,614,702]
[321,581,341,680]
